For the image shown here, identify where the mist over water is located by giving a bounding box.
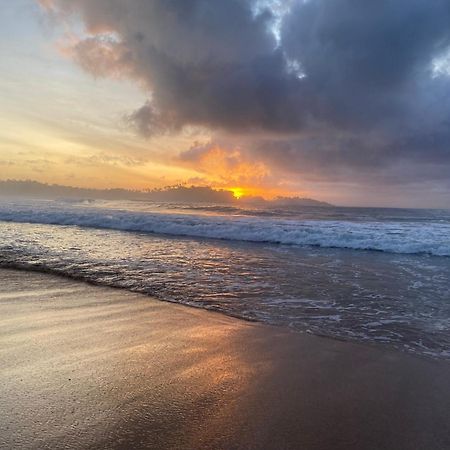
[0,198,449,359]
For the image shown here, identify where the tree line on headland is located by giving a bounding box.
[0,180,331,207]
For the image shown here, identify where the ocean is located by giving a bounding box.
[0,198,449,359]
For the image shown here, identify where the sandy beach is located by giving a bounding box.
[0,268,449,450]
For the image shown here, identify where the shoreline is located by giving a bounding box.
[1,262,445,363]
[1,268,449,449]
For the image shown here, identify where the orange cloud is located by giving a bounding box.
[177,143,293,199]
[181,143,268,182]
[37,0,54,8]
[59,35,134,80]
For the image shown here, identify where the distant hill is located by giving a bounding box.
[0,179,332,207]
[241,195,332,208]
[0,180,234,204]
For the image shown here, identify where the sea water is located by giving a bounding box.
[0,198,449,359]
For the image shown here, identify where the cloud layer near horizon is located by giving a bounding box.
[40,0,450,201]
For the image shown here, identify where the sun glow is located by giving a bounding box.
[226,185,299,201]
[230,187,245,199]
[180,145,293,200]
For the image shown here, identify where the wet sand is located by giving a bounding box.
[0,268,449,450]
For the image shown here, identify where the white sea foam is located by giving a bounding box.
[1,205,450,360]
[0,201,449,256]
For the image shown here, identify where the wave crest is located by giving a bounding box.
[0,202,449,256]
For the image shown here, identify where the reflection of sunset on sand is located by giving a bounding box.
[1,269,449,450]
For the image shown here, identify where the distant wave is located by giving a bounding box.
[0,202,449,256]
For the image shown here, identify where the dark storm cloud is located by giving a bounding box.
[281,0,450,128]
[45,0,299,131]
[42,0,450,190]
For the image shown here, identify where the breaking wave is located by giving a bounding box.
[0,202,449,256]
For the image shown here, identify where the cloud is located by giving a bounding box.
[282,0,450,128]
[177,141,271,187]
[64,35,133,79]
[65,152,146,168]
[39,0,450,202]
[124,101,175,137]
[41,0,308,132]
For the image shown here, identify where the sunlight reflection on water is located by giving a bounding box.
[1,220,449,359]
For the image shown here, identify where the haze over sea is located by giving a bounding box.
[1,198,449,359]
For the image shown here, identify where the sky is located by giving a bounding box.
[1,0,450,207]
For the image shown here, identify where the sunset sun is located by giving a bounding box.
[230,187,244,199]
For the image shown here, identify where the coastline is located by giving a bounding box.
[1,268,449,450]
